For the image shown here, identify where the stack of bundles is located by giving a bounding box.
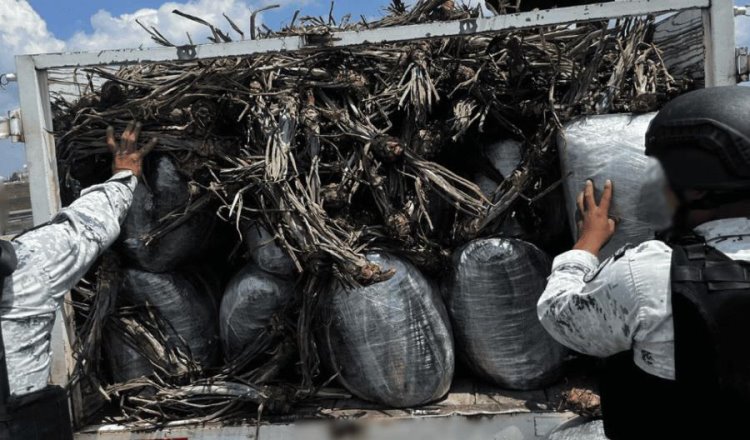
[106,269,220,382]
[318,253,454,407]
[102,155,221,383]
[219,262,296,368]
[445,238,567,389]
[559,113,666,259]
[52,0,690,424]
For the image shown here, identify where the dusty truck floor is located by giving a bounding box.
[76,372,599,440]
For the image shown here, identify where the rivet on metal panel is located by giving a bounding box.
[176,45,198,60]
[459,19,478,34]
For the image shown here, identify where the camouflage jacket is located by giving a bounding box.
[538,217,750,381]
[0,171,136,396]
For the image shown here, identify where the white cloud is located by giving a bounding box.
[0,0,64,56]
[66,0,288,51]
[0,0,307,174]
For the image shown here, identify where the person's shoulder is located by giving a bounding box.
[625,240,673,258]
[584,241,671,283]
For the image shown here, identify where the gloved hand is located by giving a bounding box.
[106,121,157,178]
[574,179,617,257]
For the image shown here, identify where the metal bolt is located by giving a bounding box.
[0,73,17,87]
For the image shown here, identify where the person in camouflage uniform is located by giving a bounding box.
[0,122,154,397]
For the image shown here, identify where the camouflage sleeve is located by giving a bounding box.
[1,172,137,395]
[14,171,137,296]
[536,249,640,358]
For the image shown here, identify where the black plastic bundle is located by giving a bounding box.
[446,238,567,389]
[473,139,526,237]
[116,269,220,371]
[219,263,296,364]
[473,139,523,199]
[318,253,455,407]
[244,222,296,276]
[104,329,155,383]
[118,155,214,272]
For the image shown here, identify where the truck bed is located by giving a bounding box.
[75,375,596,439]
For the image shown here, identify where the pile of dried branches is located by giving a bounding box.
[52,0,686,426]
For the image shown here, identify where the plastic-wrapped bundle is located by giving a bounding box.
[559,113,667,259]
[473,139,525,237]
[119,268,220,368]
[118,155,214,272]
[319,253,454,407]
[220,263,296,363]
[104,329,155,383]
[474,139,523,200]
[527,186,571,252]
[446,239,567,389]
[244,222,296,276]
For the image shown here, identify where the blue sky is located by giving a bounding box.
[0,0,749,177]
[26,0,390,41]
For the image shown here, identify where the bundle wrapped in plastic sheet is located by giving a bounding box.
[220,263,296,364]
[318,253,454,407]
[244,222,297,276]
[104,329,155,383]
[446,238,567,389]
[559,113,672,259]
[117,268,220,369]
[474,139,523,200]
[118,155,214,272]
[474,139,526,237]
[473,140,569,246]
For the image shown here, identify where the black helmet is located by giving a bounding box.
[645,86,750,191]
